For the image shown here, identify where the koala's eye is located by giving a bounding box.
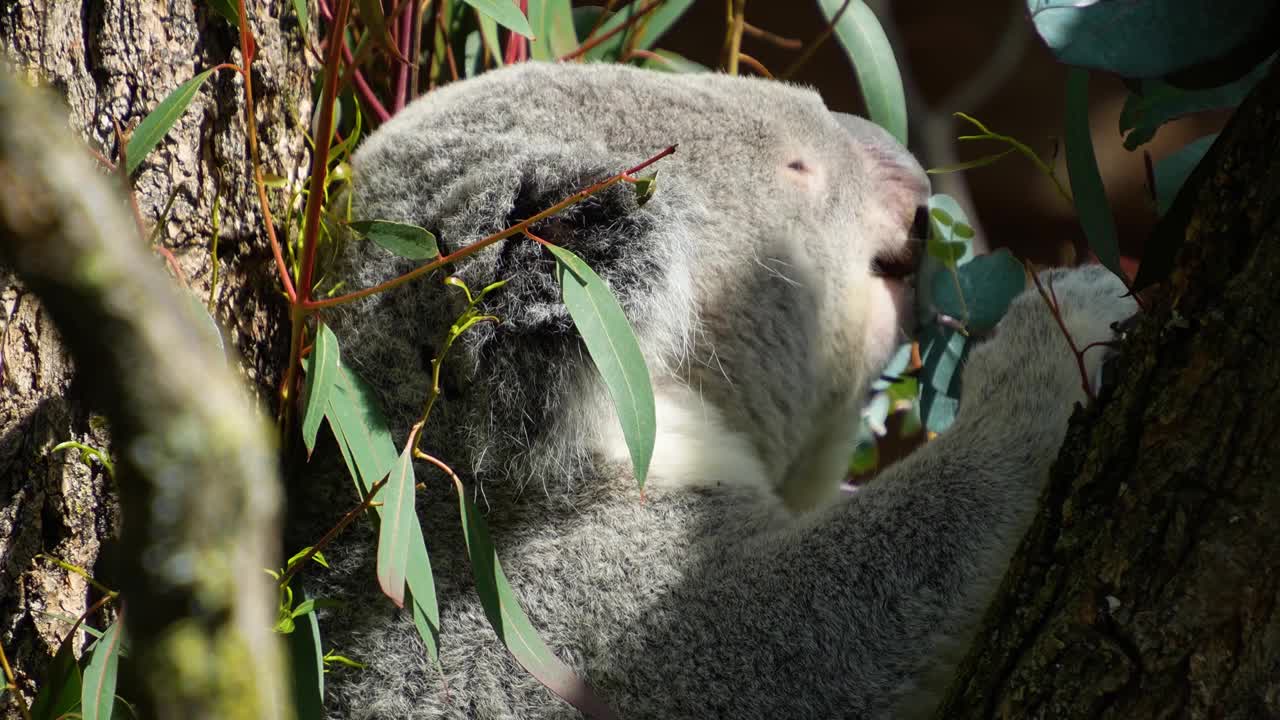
[786,159,810,173]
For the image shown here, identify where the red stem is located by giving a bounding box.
[560,0,664,62]
[394,0,412,112]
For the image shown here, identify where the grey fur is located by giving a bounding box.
[309,62,1135,719]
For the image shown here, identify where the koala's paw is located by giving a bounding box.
[1033,265,1138,397]
[965,264,1138,408]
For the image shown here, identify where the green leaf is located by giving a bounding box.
[545,244,655,491]
[327,365,440,662]
[302,324,341,454]
[1154,134,1218,216]
[126,69,216,175]
[927,148,1016,175]
[638,49,709,74]
[287,586,325,720]
[204,0,239,24]
[632,172,657,206]
[1064,69,1124,280]
[462,0,534,39]
[355,0,405,63]
[818,0,908,145]
[1026,0,1274,79]
[917,193,976,331]
[528,0,576,60]
[80,618,123,720]
[457,488,617,719]
[918,325,968,434]
[377,445,416,608]
[293,0,309,33]
[349,220,440,261]
[929,249,1026,335]
[584,0,697,61]
[477,11,505,67]
[1119,59,1270,149]
[29,634,81,720]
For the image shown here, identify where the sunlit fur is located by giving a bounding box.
[309,63,1135,719]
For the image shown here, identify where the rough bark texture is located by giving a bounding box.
[0,0,307,711]
[0,70,289,719]
[937,60,1280,719]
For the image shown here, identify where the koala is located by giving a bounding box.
[309,61,1136,719]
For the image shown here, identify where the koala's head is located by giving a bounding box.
[332,63,928,500]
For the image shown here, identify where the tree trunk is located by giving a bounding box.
[0,0,307,710]
[937,60,1280,719]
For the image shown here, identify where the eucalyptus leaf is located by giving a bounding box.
[818,0,907,145]
[80,618,123,720]
[584,0,696,61]
[1120,58,1271,149]
[349,220,440,261]
[918,325,969,433]
[462,0,535,38]
[376,445,416,608]
[528,0,577,60]
[327,365,440,662]
[930,250,1025,335]
[546,244,655,491]
[639,49,709,74]
[126,68,216,175]
[293,0,309,32]
[302,324,341,454]
[1155,134,1218,216]
[1064,69,1124,280]
[29,634,80,720]
[204,0,239,24]
[287,586,325,720]
[1026,0,1274,79]
[457,488,618,719]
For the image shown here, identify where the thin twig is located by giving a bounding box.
[0,636,30,720]
[724,0,747,75]
[304,144,677,311]
[742,21,802,49]
[407,0,423,102]
[277,474,390,588]
[1024,262,1095,401]
[559,0,664,62]
[781,0,851,79]
[736,52,772,78]
[435,10,460,82]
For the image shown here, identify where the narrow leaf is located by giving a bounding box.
[1154,134,1218,215]
[639,49,709,74]
[477,11,505,67]
[584,0,696,61]
[1120,58,1271,149]
[355,0,407,63]
[29,635,81,720]
[80,618,123,720]
[818,0,908,145]
[545,244,655,491]
[287,587,325,720]
[293,0,309,33]
[927,148,1016,175]
[457,489,617,719]
[1064,69,1123,280]
[528,0,577,60]
[126,69,216,175]
[349,220,440,261]
[302,324,341,453]
[327,365,441,661]
[376,445,417,608]
[462,0,534,38]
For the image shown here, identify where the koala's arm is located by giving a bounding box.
[581,268,1134,719]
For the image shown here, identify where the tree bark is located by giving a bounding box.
[0,0,307,712]
[938,60,1280,719]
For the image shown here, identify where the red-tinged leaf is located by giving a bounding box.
[80,618,123,720]
[376,444,416,607]
[457,489,618,719]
